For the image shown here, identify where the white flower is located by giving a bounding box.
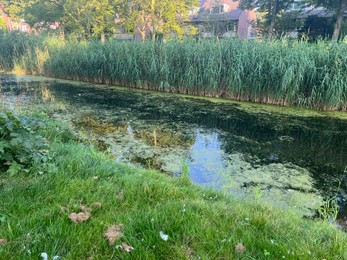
[53,256,60,260]
[160,231,169,241]
[41,252,48,260]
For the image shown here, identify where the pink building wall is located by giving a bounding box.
[237,10,256,39]
[0,4,30,32]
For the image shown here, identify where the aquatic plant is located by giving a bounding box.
[318,197,339,222]
[180,159,190,184]
[1,32,347,110]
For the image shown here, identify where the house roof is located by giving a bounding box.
[295,7,347,19]
[297,7,334,18]
[191,0,243,22]
[191,9,243,22]
[199,0,240,12]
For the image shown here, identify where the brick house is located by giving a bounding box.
[0,4,31,32]
[189,0,256,39]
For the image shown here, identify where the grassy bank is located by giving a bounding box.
[1,32,347,111]
[0,110,347,259]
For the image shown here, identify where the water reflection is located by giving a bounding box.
[189,131,227,187]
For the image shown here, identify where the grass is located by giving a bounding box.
[0,112,347,259]
[1,31,347,111]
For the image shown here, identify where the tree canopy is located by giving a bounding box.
[2,0,122,40]
[0,17,6,30]
[119,0,199,41]
[3,0,199,41]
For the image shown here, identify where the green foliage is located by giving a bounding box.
[6,0,198,41]
[318,197,339,222]
[0,111,53,175]
[5,0,122,40]
[180,159,190,184]
[1,33,347,110]
[119,0,199,40]
[0,31,43,71]
[0,16,6,30]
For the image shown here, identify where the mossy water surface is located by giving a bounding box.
[1,74,347,223]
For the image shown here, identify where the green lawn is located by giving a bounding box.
[0,112,346,259]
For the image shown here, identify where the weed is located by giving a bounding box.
[253,185,263,202]
[180,159,190,184]
[318,197,339,222]
[0,111,54,175]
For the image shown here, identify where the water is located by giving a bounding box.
[1,74,347,225]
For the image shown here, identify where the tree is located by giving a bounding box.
[0,17,6,30]
[92,0,121,43]
[0,4,6,30]
[236,0,295,40]
[3,0,122,41]
[305,0,347,42]
[119,0,199,41]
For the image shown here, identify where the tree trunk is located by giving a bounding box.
[60,29,65,41]
[267,15,275,41]
[151,0,156,43]
[332,0,347,42]
[101,32,105,44]
[140,29,146,41]
[267,0,278,41]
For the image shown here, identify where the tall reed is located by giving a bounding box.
[1,31,346,110]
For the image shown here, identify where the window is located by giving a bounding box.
[211,4,224,14]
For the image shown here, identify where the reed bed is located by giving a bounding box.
[1,31,346,110]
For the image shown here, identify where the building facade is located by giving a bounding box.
[188,0,256,39]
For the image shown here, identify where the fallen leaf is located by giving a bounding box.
[80,205,92,213]
[0,239,7,246]
[187,247,194,257]
[235,243,246,253]
[60,206,68,213]
[160,231,169,241]
[68,212,90,223]
[92,202,102,208]
[121,242,134,252]
[104,225,123,246]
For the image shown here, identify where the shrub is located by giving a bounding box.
[0,111,54,175]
